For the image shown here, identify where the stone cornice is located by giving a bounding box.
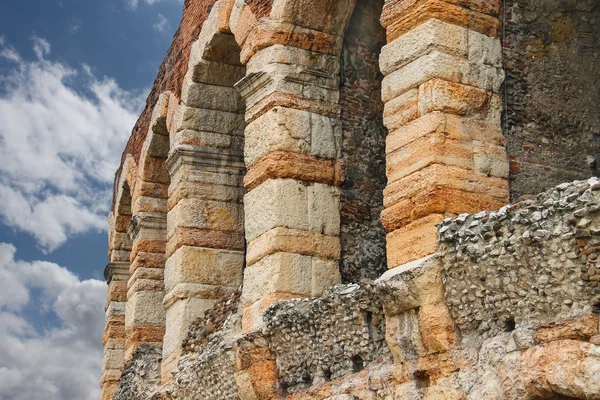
[167,144,245,177]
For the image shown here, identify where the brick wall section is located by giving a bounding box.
[338,0,387,282]
[246,0,273,19]
[113,0,218,211]
[504,0,600,199]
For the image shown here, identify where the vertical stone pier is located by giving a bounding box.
[235,0,358,333]
[379,0,510,268]
[100,262,128,400]
[162,2,247,381]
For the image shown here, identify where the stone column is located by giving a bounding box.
[162,13,247,379]
[125,212,167,359]
[101,262,128,400]
[236,39,347,333]
[379,0,510,268]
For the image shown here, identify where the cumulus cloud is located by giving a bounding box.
[153,13,171,32]
[0,37,144,252]
[0,243,107,400]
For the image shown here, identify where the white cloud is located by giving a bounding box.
[153,13,170,32]
[126,0,163,9]
[0,243,107,400]
[0,37,145,252]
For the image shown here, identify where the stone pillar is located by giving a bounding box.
[236,39,347,333]
[379,1,510,268]
[101,262,128,400]
[125,212,167,359]
[162,9,247,379]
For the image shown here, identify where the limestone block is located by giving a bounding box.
[125,291,166,329]
[383,164,508,210]
[102,342,125,371]
[534,314,599,343]
[385,309,424,363]
[142,130,170,159]
[386,132,474,183]
[168,179,244,211]
[270,0,356,36]
[171,129,232,150]
[164,246,244,293]
[417,79,491,118]
[237,63,339,110]
[167,198,244,238]
[181,82,244,112]
[380,18,468,76]
[111,250,131,263]
[106,301,126,318]
[381,0,500,43]
[376,254,443,313]
[177,106,245,135]
[381,183,507,232]
[169,167,243,199]
[132,196,167,214]
[387,115,507,161]
[311,257,340,297]
[246,44,340,75]
[521,340,600,399]
[383,89,419,132]
[243,151,343,191]
[139,155,170,184]
[246,227,340,266]
[473,141,509,179]
[241,253,314,305]
[381,51,503,103]
[244,179,309,241]
[418,303,457,353]
[308,183,341,236]
[188,53,245,86]
[163,297,216,358]
[110,232,132,253]
[468,30,502,68]
[386,215,444,268]
[129,252,166,273]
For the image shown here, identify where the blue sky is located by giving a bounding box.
[0,0,183,398]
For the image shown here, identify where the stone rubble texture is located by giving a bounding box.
[100,0,600,398]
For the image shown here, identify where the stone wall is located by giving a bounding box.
[151,180,600,399]
[504,0,600,199]
[338,0,388,283]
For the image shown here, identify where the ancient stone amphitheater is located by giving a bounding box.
[101,0,600,398]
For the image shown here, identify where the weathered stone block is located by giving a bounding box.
[125,291,166,329]
[163,297,216,358]
[181,82,244,112]
[164,246,244,293]
[167,198,244,238]
[244,107,341,166]
[177,106,246,134]
[244,179,309,240]
[380,18,468,76]
[387,214,444,268]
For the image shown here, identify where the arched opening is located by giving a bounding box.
[101,178,133,400]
